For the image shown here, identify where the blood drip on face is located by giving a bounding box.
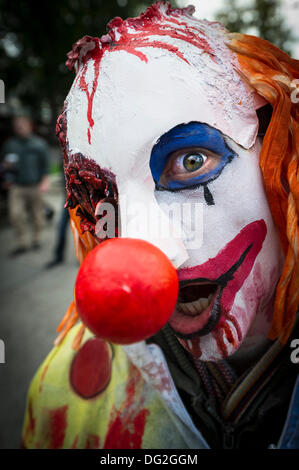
[66,3,216,145]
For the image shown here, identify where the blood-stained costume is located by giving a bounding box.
[22,2,299,449]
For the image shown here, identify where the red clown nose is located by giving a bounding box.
[75,238,179,344]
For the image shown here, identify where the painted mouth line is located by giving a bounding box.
[168,244,253,339]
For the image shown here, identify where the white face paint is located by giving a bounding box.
[64,6,283,361]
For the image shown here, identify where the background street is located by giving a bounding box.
[0,177,78,448]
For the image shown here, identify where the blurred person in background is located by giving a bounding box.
[1,115,50,256]
[45,171,70,269]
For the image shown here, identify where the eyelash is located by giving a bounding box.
[154,147,236,208]
[150,123,237,205]
[156,153,234,190]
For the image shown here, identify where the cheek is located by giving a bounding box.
[155,140,284,360]
[230,262,273,336]
[231,234,283,335]
[176,142,276,266]
[154,141,274,269]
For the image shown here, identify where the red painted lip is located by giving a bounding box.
[168,220,267,337]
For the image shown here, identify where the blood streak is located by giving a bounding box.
[226,314,242,342]
[39,364,49,393]
[24,399,36,442]
[78,46,101,144]
[71,435,79,449]
[212,329,228,359]
[85,434,101,449]
[223,322,235,345]
[103,410,149,449]
[48,405,68,449]
[103,364,150,449]
[77,38,188,145]
[178,336,202,358]
[72,3,217,145]
[211,314,241,358]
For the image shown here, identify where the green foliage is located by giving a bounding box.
[0,0,155,137]
[216,0,294,55]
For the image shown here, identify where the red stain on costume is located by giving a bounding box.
[71,435,79,449]
[23,399,36,442]
[85,434,101,449]
[48,405,68,449]
[67,3,216,144]
[39,364,49,393]
[103,410,149,449]
[103,364,150,449]
[70,337,112,399]
[140,361,173,393]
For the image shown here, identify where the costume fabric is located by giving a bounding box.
[22,322,299,449]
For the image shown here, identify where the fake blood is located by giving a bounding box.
[85,434,101,449]
[211,314,242,358]
[78,47,101,144]
[48,405,68,449]
[176,220,267,358]
[71,435,79,449]
[226,314,242,342]
[39,364,49,393]
[103,410,148,449]
[24,399,36,442]
[103,365,149,449]
[68,2,216,144]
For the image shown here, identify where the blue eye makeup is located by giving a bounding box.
[149,122,236,193]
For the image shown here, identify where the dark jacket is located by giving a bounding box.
[1,135,50,185]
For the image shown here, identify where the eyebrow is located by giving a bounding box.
[149,122,233,184]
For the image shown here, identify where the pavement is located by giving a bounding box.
[0,177,78,448]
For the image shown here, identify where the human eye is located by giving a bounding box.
[158,147,222,189]
[149,122,236,192]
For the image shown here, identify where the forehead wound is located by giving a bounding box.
[65,1,261,150]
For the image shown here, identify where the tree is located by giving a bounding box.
[0,0,155,140]
[216,0,294,55]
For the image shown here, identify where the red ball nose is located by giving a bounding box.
[75,238,179,344]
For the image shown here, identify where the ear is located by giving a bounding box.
[257,103,273,137]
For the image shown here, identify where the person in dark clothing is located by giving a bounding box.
[45,201,70,268]
[1,115,50,255]
[45,171,70,269]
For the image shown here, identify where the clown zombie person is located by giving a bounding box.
[22,2,299,450]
